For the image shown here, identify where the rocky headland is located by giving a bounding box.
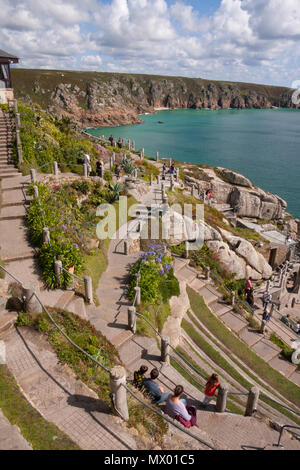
[12,69,299,128]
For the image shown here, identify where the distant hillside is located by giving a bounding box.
[11,69,298,128]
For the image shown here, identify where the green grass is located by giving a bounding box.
[187,287,300,411]
[0,364,80,450]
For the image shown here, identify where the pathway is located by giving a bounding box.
[0,325,138,450]
[0,408,32,450]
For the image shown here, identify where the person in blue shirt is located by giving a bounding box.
[142,368,170,404]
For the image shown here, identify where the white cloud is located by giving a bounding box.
[0,0,299,86]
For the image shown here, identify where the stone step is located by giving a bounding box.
[1,201,27,208]
[210,300,233,316]
[66,297,87,320]
[2,251,36,263]
[0,205,26,220]
[0,173,20,179]
[176,265,198,283]
[189,276,207,292]
[0,167,18,173]
[197,285,220,305]
[54,290,75,311]
[0,312,18,336]
[118,335,160,369]
[111,329,133,349]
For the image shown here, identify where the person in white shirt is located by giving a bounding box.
[84,153,91,175]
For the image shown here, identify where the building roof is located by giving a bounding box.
[0,49,19,63]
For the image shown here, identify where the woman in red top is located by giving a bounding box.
[202,373,220,407]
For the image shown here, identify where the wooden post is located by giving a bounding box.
[161,336,170,364]
[134,286,141,306]
[156,175,160,184]
[30,169,36,184]
[216,384,228,413]
[110,366,129,421]
[128,307,136,334]
[42,227,50,245]
[53,161,58,176]
[245,387,259,416]
[156,152,159,162]
[84,276,93,304]
[83,163,88,178]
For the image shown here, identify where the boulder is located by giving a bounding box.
[217,168,252,187]
[220,229,272,278]
[206,240,247,279]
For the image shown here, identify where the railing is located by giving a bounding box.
[273,425,300,448]
[0,265,218,450]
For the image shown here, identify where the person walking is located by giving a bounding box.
[262,290,272,311]
[245,277,253,294]
[202,374,220,407]
[109,134,114,146]
[96,159,103,178]
[142,368,170,404]
[165,385,198,428]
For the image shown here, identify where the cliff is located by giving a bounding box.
[11,69,299,128]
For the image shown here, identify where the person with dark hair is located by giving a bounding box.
[166,385,198,428]
[133,365,148,389]
[202,374,220,407]
[142,368,170,404]
[109,135,114,146]
[96,159,103,178]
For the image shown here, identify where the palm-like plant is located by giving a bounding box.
[108,182,122,203]
[121,155,136,175]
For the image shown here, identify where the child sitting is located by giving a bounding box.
[133,365,148,390]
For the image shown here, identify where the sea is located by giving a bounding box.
[86,108,300,219]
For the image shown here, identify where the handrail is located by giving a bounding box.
[274,425,300,447]
[61,266,85,283]
[0,262,219,451]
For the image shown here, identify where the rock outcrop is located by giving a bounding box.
[12,69,299,128]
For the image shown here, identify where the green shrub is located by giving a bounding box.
[38,241,85,289]
[15,313,33,327]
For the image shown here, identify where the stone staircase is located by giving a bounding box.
[178,259,300,386]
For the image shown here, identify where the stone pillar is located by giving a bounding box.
[124,240,129,255]
[132,140,135,151]
[176,168,180,181]
[17,146,23,164]
[266,280,270,293]
[33,185,39,201]
[185,241,189,259]
[161,336,170,364]
[30,169,37,184]
[191,185,194,197]
[245,387,259,416]
[53,161,58,176]
[128,307,136,334]
[134,287,141,306]
[216,384,228,413]
[42,227,51,245]
[83,163,88,178]
[150,174,153,186]
[205,267,211,281]
[156,152,159,162]
[54,260,62,284]
[231,291,236,306]
[84,276,93,304]
[169,158,172,167]
[23,286,43,315]
[156,175,160,184]
[110,366,129,421]
[134,169,138,179]
[16,113,21,128]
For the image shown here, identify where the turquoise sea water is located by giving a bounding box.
[87,109,300,219]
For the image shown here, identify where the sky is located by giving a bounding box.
[1,0,300,87]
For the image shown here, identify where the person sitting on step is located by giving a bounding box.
[142,368,170,404]
[165,385,198,428]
